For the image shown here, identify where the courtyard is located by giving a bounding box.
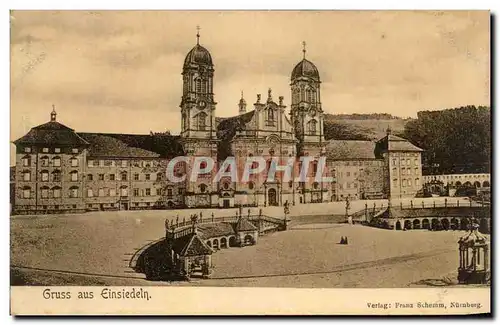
[10,199,486,288]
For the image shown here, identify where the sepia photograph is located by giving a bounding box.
[9,10,491,315]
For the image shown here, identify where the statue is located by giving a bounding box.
[164,218,169,230]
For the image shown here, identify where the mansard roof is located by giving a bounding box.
[326,140,378,160]
[77,132,185,158]
[13,121,90,146]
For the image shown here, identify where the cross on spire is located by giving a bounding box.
[196,25,200,45]
[302,41,307,59]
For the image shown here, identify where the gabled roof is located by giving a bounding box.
[234,217,257,232]
[13,121,90,146]
[77,132,184,158]
[326,140,378,160]
[198,222,235,239]
[376,134,423,153]
[173,232,213,257]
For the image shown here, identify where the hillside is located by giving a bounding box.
[323,114,410,141]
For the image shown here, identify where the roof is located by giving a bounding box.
[234,217,257,232]
[326,140,377,160]
[291,59,320,81]
[216,110,256,160]
[172,232,213,257]
[77,132,184,158]
[376,134,423,153]
[13,121,90,146]
[198,222,235,239]
[183,44,213,68]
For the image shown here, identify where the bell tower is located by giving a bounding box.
[180,26,217,139]
[290,41,324,150]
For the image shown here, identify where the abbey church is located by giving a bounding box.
[12,33,424,215]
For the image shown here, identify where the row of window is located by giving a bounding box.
[87,160,160,168]
[87,172,164,182]
[392,167,420,176]
[392,158,419,167]
[21,156,79,167]
[340,160,382,167]
[393,178,421,187]
[23,147,79,154]
[21,186,77,199]
[292,87,317,103]
[21,170,77,182]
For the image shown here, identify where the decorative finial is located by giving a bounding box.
[196,25,200,45]
[50,104,57,122]
[279,96,284,106]
[267,88,273,102]
[257,94,261,103]
[302,41,306,59]
[241,90,244,99]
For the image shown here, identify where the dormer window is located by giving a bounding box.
[42,148,49,153]
[72,148,78,154]
[54,148,61,153]
[24,147,31,153]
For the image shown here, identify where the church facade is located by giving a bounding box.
[12,34,423,215]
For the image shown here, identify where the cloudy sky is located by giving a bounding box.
[10,10,489,161]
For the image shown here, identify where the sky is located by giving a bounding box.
[9,11,490,164]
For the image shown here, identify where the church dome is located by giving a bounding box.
[183,44,213,68]
[291,59,320,81]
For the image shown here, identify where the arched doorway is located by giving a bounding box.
[431,218,439,230]
[422,219,430,229]
[268,188,278,206]
[229,236,237,247]
[167,201,174,208]
[464,181,472,187]
[451,218,459,230]
[213,239,219,249]
[395,221,402,230]
[404,220,412,230]
[206,240,212,248]
[455,181,462,187]
[480,218,489,234]
[474,181,481,188]
[244,234,254,245]
[483,181,490,187]
[220,237,227,248]
[441,218,450,230]
[460,218,469,230]
[413,219,421,229]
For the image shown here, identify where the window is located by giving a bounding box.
[23,171,30,181]
[309,120,317,134]
[53,156,61,167]
[392,159,396,166]
[134,173,139,181]
[199,184,207,193]
[99,189,105,197]
[408,179,412,186]
[88,160,94,167]
[167,188,173,197]
[145,188,151,196]
[71,158,79,167]
[87,189,94,197]
[415,178,420,187]
[69,187,79,198]
[157,172,163,181]
[110,189,116,197]
[196,78,202,93]
[72,148,78,154]
[346,172,350,177]
[121,160,127,167]
[87,174,93,181]
[41,187,49,199]
[313,182,319,190]
[41,170,49,182]
[406,159,410,166]
[134,188,140,196]
[99,160,104,167]
[41,156,49,167]
[402,179,406,187]
[70,171,78,182]
[414,158,418,165]
[22,156,31,167]
[145,174,151,181]
[24,147,31,153]
[223,182,230,190]
[109,174,115,181]
[289,180,293,188]
[54,148,61,153]
[178,188,184,195]
[98,174,105,181]
[198,112,207,130]
[22,186,31,199]
[393,178,398,185]
[120,186,128,196]
[53,171,61,182]
[42,148,49,153]
[121,172,128,181]
[104,160,112,167]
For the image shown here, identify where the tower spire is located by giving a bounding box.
[302,41,306,59]
[196,25,200,45]
[50,104,57,122]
